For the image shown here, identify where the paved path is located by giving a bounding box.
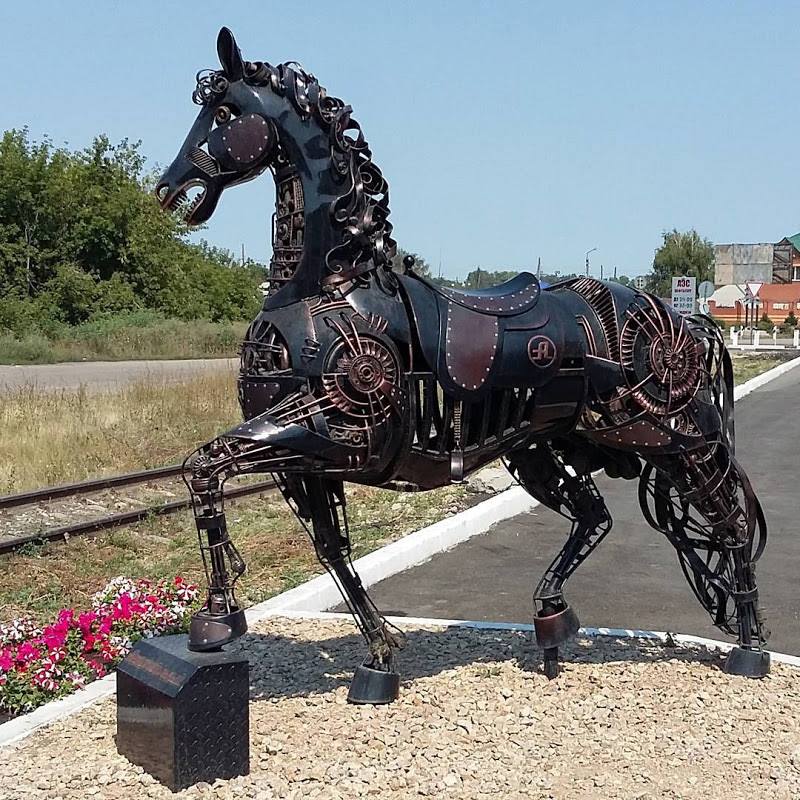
[0,358,237,392]
[362,368,800,654]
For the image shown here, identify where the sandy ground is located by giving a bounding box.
[1,615,798,800]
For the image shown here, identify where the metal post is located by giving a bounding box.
[585,247,597,278]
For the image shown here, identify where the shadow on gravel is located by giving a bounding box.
[233,625,728,702]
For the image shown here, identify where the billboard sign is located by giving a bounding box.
[671,276,696,315]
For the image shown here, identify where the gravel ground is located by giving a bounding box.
[2,615,799,800]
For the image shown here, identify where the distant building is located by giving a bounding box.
[714,234,800,286]
[707,283,800,325]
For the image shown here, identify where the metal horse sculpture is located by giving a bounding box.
[156,28,769,703]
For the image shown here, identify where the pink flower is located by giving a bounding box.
[57,609,74,627]
[65,671,86,688]
[16,641,41,664]
[31,669,58,691]
[84,658,106,678]
[0,648,13,672]
[42,625,67,650]
[77,611,97,633]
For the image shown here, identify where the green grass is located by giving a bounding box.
[0,482,469,624]
[0,312,246,364]
[731,354,788,384]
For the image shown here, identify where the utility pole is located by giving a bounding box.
[537,256,541,279]
[241,243,246,266]
[600,264,604,281]
[585,247,597,277]
[613,265,617,280]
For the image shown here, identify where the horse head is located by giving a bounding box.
[156,27,396,307]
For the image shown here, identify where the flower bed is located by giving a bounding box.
[0,576,199,716]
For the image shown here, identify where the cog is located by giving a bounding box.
[322,337,399,422]
[619,300,703,416]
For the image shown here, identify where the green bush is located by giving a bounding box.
[0,312,247,364]
[0,128,266,342]
[757,314,774,331]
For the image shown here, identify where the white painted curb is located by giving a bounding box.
[246,485,538,624]
[0,673,116,747]
[1,352,796,747]
[252,609,800,669]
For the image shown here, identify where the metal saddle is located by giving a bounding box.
[426,271,541,316]
[397,272,559,398]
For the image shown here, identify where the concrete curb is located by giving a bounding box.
[0,672,116,748]
[246,485,538,625]
[252,609,800,669]
[1,350,796,747]
[0,486,539,748]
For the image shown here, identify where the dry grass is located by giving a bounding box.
[731,353,789,384]
[0,372,240,494]
[0,482,469,624]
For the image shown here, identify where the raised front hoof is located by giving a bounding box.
[534,606,580,649]
[347,664,400,705]
[724,646,771,678]
[188,609,248,652]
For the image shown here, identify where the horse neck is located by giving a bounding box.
[260,77,393,309]
[265,125,340,305]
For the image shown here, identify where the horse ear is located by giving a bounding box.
[217,27,245,81]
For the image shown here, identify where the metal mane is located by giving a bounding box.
[195,61,396,296]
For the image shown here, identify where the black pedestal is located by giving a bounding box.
[116,634,249,791]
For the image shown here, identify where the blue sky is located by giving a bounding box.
[2,2,797,280]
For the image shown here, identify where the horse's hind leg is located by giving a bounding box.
[640,447,770,677]
[280,475,406,704]
[507,444,613,678]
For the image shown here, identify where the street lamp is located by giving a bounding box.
[585,247,597,277]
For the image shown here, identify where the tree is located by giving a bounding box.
[611,274,632,287]
[647,229,714,297]
[0,128,265,335]
[391,248,432,278]
[463,268,520,289]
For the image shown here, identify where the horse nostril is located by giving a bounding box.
[155,183,169,201]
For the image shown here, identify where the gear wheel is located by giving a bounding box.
[322,336,400,422]
[619,299,703,416]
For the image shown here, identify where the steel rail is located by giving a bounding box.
[0,478,277,555]
[0,464,184,510]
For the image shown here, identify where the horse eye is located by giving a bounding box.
[215,106,232,125]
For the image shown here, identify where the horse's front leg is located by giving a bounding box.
[185,445,250,651]
[282,475,406,704]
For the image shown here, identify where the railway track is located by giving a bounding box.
[0,466,277,555]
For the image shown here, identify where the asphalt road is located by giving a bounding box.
[0,358,237,392]
[361,367,800,654]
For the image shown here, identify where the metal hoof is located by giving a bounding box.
[723,646,771,678]
[534,606,580,649]
[188,609,248,652]
[347,664,400,705]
